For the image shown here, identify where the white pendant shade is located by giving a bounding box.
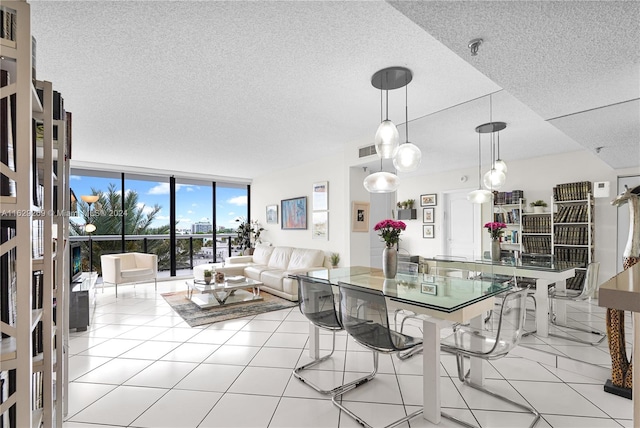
[393,142,421,172]
[467,188,493,204]
[374,120,399,159]
[363,171,400,193]
[85,223,97,233]
[483,168,506,190]
[494,158,508,174]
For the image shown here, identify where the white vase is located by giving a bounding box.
[533,206,545,214]
[382,247,398,279]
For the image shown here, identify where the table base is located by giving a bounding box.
[189,288,262,309]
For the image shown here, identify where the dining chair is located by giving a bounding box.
[433,254,470,278]
[548,262,605,345]
[293,275,374,395]
[334,281,472,428]
[441,287,541,428]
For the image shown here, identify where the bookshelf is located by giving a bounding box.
[1,2,69,427]
[493,198,523,256]
[552,181,594,290]
[521,206,552,257]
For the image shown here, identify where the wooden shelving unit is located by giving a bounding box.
[1,2,69,426]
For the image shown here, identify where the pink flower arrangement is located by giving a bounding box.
[484,221,507,240]
[374,219,406,248]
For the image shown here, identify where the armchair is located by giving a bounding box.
[100,252,158,298]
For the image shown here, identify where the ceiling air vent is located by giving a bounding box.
[358,145,376,158]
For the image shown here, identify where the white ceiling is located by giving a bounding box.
[29,1,639,182]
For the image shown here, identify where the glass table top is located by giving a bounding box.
[308,267,510,314]
[424,256,583,273]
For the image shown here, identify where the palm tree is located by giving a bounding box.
[70,184,196,273]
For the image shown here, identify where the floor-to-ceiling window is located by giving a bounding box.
[175,179,214,271]
[123,174,171,270]
[69,168,249,277]
[69,169,122,272]
[216,183,248,254]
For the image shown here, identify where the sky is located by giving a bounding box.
[68,175,248,231]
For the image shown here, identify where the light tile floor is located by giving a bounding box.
[63,280,633,428]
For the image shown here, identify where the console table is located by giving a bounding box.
[69,272,98,331]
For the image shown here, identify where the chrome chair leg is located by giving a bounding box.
[455,355,540,428]
[548,300,606,345]
[333,352,426,428]
[294,331,374,395]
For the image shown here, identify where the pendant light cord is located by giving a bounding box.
[405,79,409,143]
[385,71,389,121]
[477,132,482,188]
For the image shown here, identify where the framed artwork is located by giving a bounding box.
[281,196,307,230]
[352,201,370,232]
[423,208,434,223]
[266,204,278,224]
[421,194,437,206]
[423,224,434,239]
[312,181,328,211]
[312,211,328,240]
[421,283,437,296]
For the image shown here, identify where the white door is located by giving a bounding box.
[443,190,481,260]
[617,175,640,272]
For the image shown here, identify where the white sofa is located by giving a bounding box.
[218,245,327,301]
[100,252,158,298]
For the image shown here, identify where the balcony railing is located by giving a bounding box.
[69,233,244,275]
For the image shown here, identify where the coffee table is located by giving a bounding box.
[185,277,262,308]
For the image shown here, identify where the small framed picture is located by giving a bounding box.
[423,208,434,223]
[266,204,278,224]
[312,211,328,240]
[421,194,437,206]
[312,181,328,211]
[423,224,434,239]
[422,283,437,295]
[352,201,370,232]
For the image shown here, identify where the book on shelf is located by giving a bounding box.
[522,215,551,233]
[0,7,16,42]
[553,181,592,201]
[1,220,16,339]
[1,70,17,198]
[493,190,524,205]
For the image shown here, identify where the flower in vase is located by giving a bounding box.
[484,221,507,240]
[374,219,406,248]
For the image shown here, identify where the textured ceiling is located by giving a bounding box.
[29,1,639,182]
[390,0,640,171]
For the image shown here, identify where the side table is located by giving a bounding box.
[69,272,99,331]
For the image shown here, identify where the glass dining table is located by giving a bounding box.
[305,266,511,425]
[424,256,581,337]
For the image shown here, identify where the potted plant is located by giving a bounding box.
[236,218,264,255]
[530,200,548,214]
[330,253,340,268]
[203,269,212,284]
[397,199,417,220]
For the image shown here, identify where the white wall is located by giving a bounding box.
[251,146,639,285]
[250,152,350,266]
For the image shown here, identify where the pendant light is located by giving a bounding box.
[493,132,508,174]
[482,129,506,190]
[467,131,493,204]
[365,67,412,193]
[393,77,421,172]
[373,77,399,159]
[477,94,507,191]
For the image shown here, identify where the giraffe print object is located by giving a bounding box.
[608,185,640,390]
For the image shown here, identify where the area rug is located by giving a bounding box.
[161,290,298,327]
